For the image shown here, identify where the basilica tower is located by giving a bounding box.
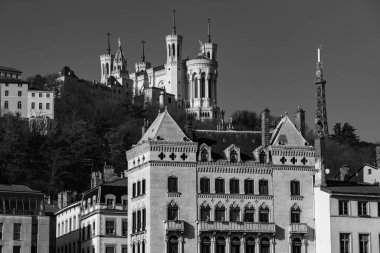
[111,38,129,80]
[100,32,114,84]
[165,10,184,100]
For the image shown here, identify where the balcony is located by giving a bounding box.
[198,221,275,233]
[164,220,185,232]
[289,223,308,234]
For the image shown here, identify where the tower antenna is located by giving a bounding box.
[172,10,176,35]
[141,40,146,62]
[207,18,211,43]
[106,32,111,55]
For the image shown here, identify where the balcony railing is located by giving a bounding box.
[198,221,275,233]
[164,220,185,232]
[289,223,308,234]
[81,203,128,215]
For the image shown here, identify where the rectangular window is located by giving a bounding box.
[39,103,42,109]
[339,200,349,215]
[142,179,146,195]
[230,179,239,194]
[69,218,72,232]
[105,246,115,253]
[106,198,114,208]
[18,91,21,97]
[13,223,21,240]
[259,210,269,223]
[291,210,300,223]
[122,246,128,253]
[244,209,254,222]
[17,101,21,109]
[105,220,115,235]
[200,178,210,193]
[142,209,146,230]
[46,103,50,110]
[122,220,128,236]
[0,223,2,239]
[18,83,22,87]
[39,93,42,97]
[132,212,136,233]
[132,183,136,197]
[359,234,369,253]
[168,177,178,192]
[200,208,210,221]
[244,179,254,194]
[87,224,91,238]
[378,202,380,217]
[5,90,8,96]
[340,233,350,253]
[215,178,225,194]
[358,201,368,216]
[215,208,225,221]
[230,208,240,222]
[32,93,35,97]
[137,210,141,231]
[137,181,141,196]
[290,181,300,196]
[46,93,50,98]
[73,216,76,230]
[259,180,268,195]
[4,101,8,109]
[167,206,178,220]
[13,246,21,253]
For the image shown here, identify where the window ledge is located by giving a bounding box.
[167,192,181,197]
[290,195,304,200]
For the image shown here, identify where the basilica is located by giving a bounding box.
[99,11,224,121]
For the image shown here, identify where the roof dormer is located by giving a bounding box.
[224,144,241,163]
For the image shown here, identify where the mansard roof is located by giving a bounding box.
[193,130,261,162]
[270,116,308,147]
[0,66,22,73]
[139,109,189,143]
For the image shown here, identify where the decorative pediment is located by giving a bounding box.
[245,202,254,209]
[216,201,225,208]
[201,201,210,208]
[259,202,269,210]
[168,199,178,207]
[230,201,239,208]
[224,144,241,163]
[291,203,301,210]
[199,143,212,162]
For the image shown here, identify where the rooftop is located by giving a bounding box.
[0,66,22,73]
[323,181,380,196]
[0,184,41,193]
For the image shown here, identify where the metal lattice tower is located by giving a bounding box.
[314,47,328,138]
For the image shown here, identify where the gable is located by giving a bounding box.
[270,116,308,147]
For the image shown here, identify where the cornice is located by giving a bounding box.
[197,193,273,200]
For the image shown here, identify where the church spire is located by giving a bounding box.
[141,40,146,62]
[207,18,211,43]
[106,32,111,55]
[172,10,176,35]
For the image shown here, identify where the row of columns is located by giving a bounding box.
[188,76,216,100]
[165,235,184,253]
[131,241,146,253]
[197,235,275,253]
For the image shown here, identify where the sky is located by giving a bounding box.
[0,0,379,143]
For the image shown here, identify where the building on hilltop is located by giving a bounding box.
[125,106,316,253]
[101,12,224,122]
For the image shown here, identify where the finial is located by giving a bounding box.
[316,45,324,81]
[117,37,122,48]
[207,18,211,43]
[172,10,176,35]
[141,40,146,62]
[106,32,111,55]
[317,45,322,63]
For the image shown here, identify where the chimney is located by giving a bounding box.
[91,171,103,188]
[103,163,118,182]
[339,166,350,182]
[261,108,270,148]
[376,145,380,168]
[294,106,306,136]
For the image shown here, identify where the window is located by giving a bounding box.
[358,201,368,216]
[137,181,141,196]
[259,207,269,223]
[39,103,42,109]
[168,177,178,193]
[244,206,255,222]
[14,223,21,240]
[339,200,349,215]
[168,204,178,220]
[244,179,254,194]
[4,101,8,109]
[230,149,238,163]
[69,218,72,232]
[5,90,8,96]
[290,181,300,196]
[291,206,301,223]
[200,178,210,193]
[261,238,270,253]
[133,183,136,197]
[292,238,302,253]
[201,236,211,253]
[340,233,350,253]
[13,246,21,253]
[87,223,91,238]
[122,245,128,253]
[230,206,240,222]
[215,178,225,194]
[73,216,76,230]
[18,83,22,87]
[17,101,21,109]
[142,179,146,195]
[215,205,225,221]
[46,103,50,110]
[246,237,255,253]
[137,210,141,231]
[39,93,42,97]
[92,221,95,236]
[231,237,240,253]
[359,234,369,253]
[200,205,211,221]
[200,149,209,162]
[230,179,239,194]
[106,197,114,208]
[46,93,50,98]
[32,93,35,97]
[142,209,146,230]
[168,236,178,253]
[18,91,22,97]
[0,223,2,239]
[368,169,372,175]
[378,202,380,217]
[132,212,136,233]
[259,180,268,195]
[105,246,115,253]
[105,220,115,235]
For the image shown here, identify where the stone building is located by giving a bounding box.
[0,184,51,253]
[55,202,81,253]
[100,12,223,121]
[125,107,316,253]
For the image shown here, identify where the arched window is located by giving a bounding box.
[202,236,211,253]
[259,150,266,164]
[17,101,21,109]
[167,201,178,220]
[168,44,171,56]
[259,205,269,223]
[194,78,198,98]
[230,149,238,163]
[201,149,209,162]
[172,43,176,57]
[4,101,8,109]
[231,237,240,253]
[207,52,211,59]
[200,204,210,221]
[201,73,206,98]
[292,238,302,253]
[291,205,301,223]
[168,236,178,253]
[215,204,225,221]
[261,237,270,253]
[106,63,109,75]
[229,205,240,222]
[246,237,255,253]
[244,205,255,222]
[216,236,225,253]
